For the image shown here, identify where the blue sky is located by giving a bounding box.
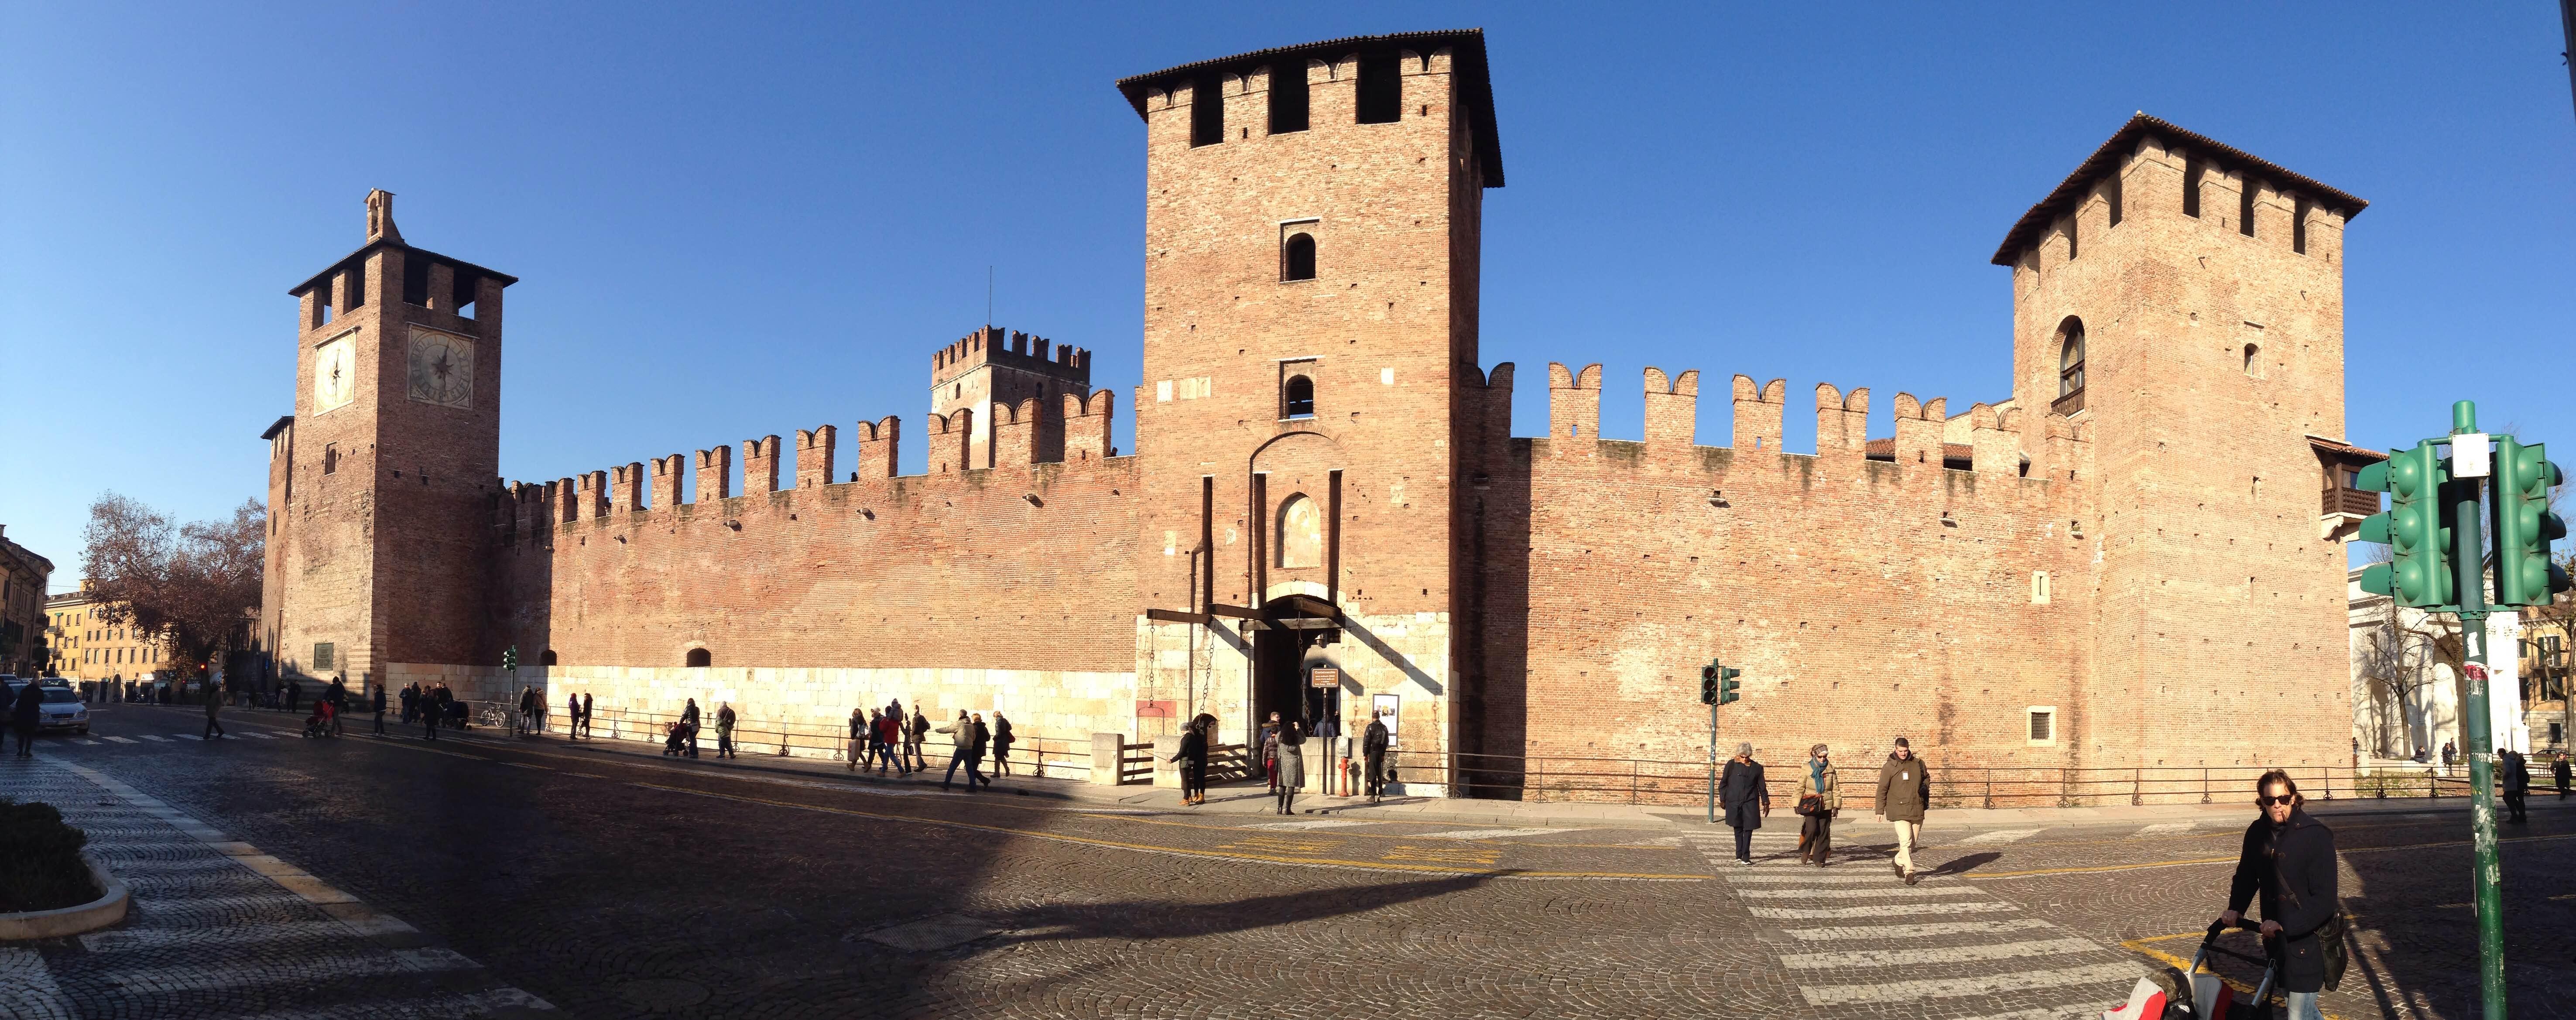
[5,3,2571,587]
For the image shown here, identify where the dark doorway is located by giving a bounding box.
[1251,617,1302,743]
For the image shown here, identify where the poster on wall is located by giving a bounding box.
[1371,693,1401,748]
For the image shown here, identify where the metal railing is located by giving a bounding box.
[464,702,1093,778]
[1413,750,2381,809]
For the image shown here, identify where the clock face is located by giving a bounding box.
[312,336,356,413]
[407,328,474,409]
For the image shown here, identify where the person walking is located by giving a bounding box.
[286,678,303,715]
[203,681,228,739]
[2502,749,2531,823]
[400,683,417,724]
[1796,744,1841,866]
[968,713,993,790]
[1170,715,1209,806]
[907,704,931,772]
[1877,737,1931,884]
[989,712,1015,776]
[370,683,387,736]
[882,709,910,775]
[2441,739,2456,774]
[422,686,443,741]
[848,707,868,772]
[1273,719,1308,815]
[2219,770,2343,1020]
[714,702,738,759]
[938,711,976,789]
[1719,742,1770,866]
[680,698,702,758]
[1362,710,1391,803]
[325,676,350,736]
[1261,712,1284,792]
[2553,751,2572,800]
[518,685,541,736]
[11,681,43,758]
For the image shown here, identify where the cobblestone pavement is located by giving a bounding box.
[5,704,2570,1019]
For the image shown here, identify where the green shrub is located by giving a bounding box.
[0,798,98,913]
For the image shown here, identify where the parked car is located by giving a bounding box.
[34,685,89,734]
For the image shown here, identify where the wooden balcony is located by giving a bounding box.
[2323,486,2380,517]
[2050,388,2086,416]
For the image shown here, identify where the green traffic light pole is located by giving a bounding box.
[2447,401,2507,1019]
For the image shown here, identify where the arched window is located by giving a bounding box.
[2056,318,2086,399]
[1282,233,1316,281]
[685,648,711,668]
[1277,494,1323,568]
[1282,374,1315,418]
[539,650,558,667]
[2242,343,2261,377]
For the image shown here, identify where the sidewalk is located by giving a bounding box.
[436,719,2568,833]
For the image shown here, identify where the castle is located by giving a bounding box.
[256,31,2381,798]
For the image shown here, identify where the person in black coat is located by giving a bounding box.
[2501,750,2531,822]
[1361,711,1391,802]
[12,681,45,758]
[1169,716,1210,806]
[1718,742,1771,866]
[2220,770,2341,1019]
[2554,751,2572,800]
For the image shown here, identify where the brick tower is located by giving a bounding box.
[929,325,1093,468]
[1116,31,1503,762]
[1993,116,2365,771]
[259,191,515,685]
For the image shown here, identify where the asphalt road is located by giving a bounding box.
[6,702,2572,1019]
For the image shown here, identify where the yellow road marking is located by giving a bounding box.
[627,782,1706,880]
[1970,830,2576,880]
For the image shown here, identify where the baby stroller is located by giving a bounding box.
[301,701,337,738]
[2100,921,2278,1019]
[662,721,692,756]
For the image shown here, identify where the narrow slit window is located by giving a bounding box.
[2243,343,2261,377]
[1355,54,1401,124]
[2107,171,2123,226]
[1268,63,1309,133]
[2293,198,2310,254]
[2066,217,2078,260]
[2239,180,2257,237]
[1191,75,1224,147]
[2182,161,2204,218]
[1282,233,1316,281]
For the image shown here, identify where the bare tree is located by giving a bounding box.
[80,495,264,679]
[2354,544,2466,758]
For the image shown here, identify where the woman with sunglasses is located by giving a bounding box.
[2218,770,2343,1020]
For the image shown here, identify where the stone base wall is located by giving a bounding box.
[385,661,1136,769]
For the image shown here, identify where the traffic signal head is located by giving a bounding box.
[502,646,519,671]
[1717,665,1743,705]
[2355,442,2457,608]
[1699,663,1718,705]
[2492,438,2569,607]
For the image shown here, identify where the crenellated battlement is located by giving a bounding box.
[931,324,1092,389]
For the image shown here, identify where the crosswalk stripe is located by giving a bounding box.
[1798,961,2140,1006]
[104,736,137,743]
[1242,820,1370,830]
[1956,828,2042,845]
[76,739,99,745]
[1736,885,1988,900]
[1408,828,1562,840]
[139,736,168,742]
[1751,900,2019,920]
[2134,821,2196,836]
[1729,873,1956,884]
[1780,936,2104,970]
[1781,919,2057,941]
[241,732,277,739]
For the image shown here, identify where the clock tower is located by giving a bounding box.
[259,191,516,685]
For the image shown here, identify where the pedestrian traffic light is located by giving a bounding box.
[1716,664,1742,705]
[502,645,519,672]
[2356,441,2457,609]
[2491,437,2569,607]
[1699,662,1719,705]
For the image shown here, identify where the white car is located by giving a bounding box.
[34,685,89,734]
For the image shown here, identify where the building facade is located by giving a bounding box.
[257,32,2382,798]
[45,584,175,685]
[2,525,55,677]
